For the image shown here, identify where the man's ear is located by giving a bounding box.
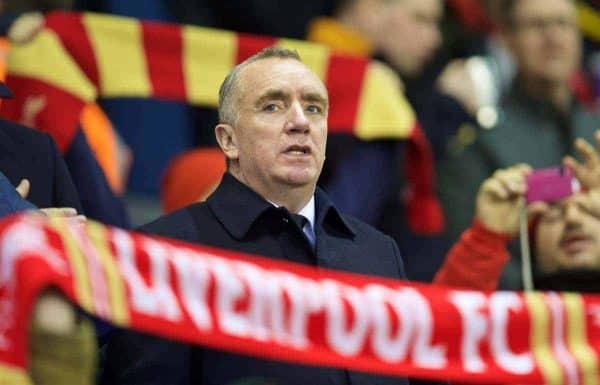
[215,123,239,162]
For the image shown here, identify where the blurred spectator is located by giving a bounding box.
[438,0,600,288]
[0,116,83,213]
[436,131,600,293]
[0,110,89,224]
[307,0,463,281]
[0,111,98,383]
[434,164,533,290]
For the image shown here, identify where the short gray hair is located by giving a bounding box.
[217,47,302,125]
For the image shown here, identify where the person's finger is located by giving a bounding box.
[563,155,580,170]
[15,179,30,198]
[32,291,77,334]
[8,12,44,44]
[563,155,586,181]
[527,201,549,219]
[68,215,87,224]
[595,130,600,151]
[494,170,527,196]
[482,179,509,199]
[575,138,600,166]
[513,163,533,174]
[40,207,78,217]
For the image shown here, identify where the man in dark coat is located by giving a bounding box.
[102,47,410,385]
[0,116,82,213]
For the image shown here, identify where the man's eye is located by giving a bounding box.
[306,105,322,113]
[263,104,279,112]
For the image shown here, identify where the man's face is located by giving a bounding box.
[228,58,328,194]
[375,0,443,77]
[535,193,600,273]
[505,0,581,86]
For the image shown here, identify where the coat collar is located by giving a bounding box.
[206,172,355,240]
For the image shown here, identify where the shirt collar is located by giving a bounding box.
[298,196,315,230]
[206,172,354,239]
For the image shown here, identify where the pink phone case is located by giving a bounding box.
[526,167,580,203]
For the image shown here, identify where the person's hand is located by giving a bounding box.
[29,291,98,385]
[563,131,600,190]
[8,12,44,44]
[436,59,480,116]
[15,179,30,198]
[32,291,77,335]
[475,164,533,235]
[40,207,86,224]
[14,178,86,222]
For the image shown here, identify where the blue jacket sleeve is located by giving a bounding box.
[0,170,36,218]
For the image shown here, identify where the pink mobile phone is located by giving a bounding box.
[525,166,580,204]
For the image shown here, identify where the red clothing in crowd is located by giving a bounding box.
[434,219,511,291]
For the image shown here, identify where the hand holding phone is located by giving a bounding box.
[525,166,580,204]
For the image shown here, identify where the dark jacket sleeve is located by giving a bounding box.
[44,132,84,213]
[63,129,130,227]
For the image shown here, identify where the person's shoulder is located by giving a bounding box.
[138,202,211,243]
[575,103,600,121]
[335,212,405,279]
[0,119,52,147]
[339,213,397,246]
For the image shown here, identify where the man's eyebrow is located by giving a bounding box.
[303,92,328,107]
[254,90,288,106]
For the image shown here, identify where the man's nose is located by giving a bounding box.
[564,202,584,224]
[285,102,310,133]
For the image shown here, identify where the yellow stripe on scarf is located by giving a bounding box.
[7,31,96,102]
[84,13,151,97]
[356,61,415,140]
[577,1,600,43]
[277,39,330,80]
[563,293,599,385]
[86,222,130,327]
[182,26,236,106]
[48,218,94,313]
[525,292,564,385]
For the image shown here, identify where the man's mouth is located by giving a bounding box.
[560,234,594,254]
[284,145,311,156]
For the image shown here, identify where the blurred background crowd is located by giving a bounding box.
[3,0,600,383]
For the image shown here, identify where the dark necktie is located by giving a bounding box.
[290,213,308,231]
